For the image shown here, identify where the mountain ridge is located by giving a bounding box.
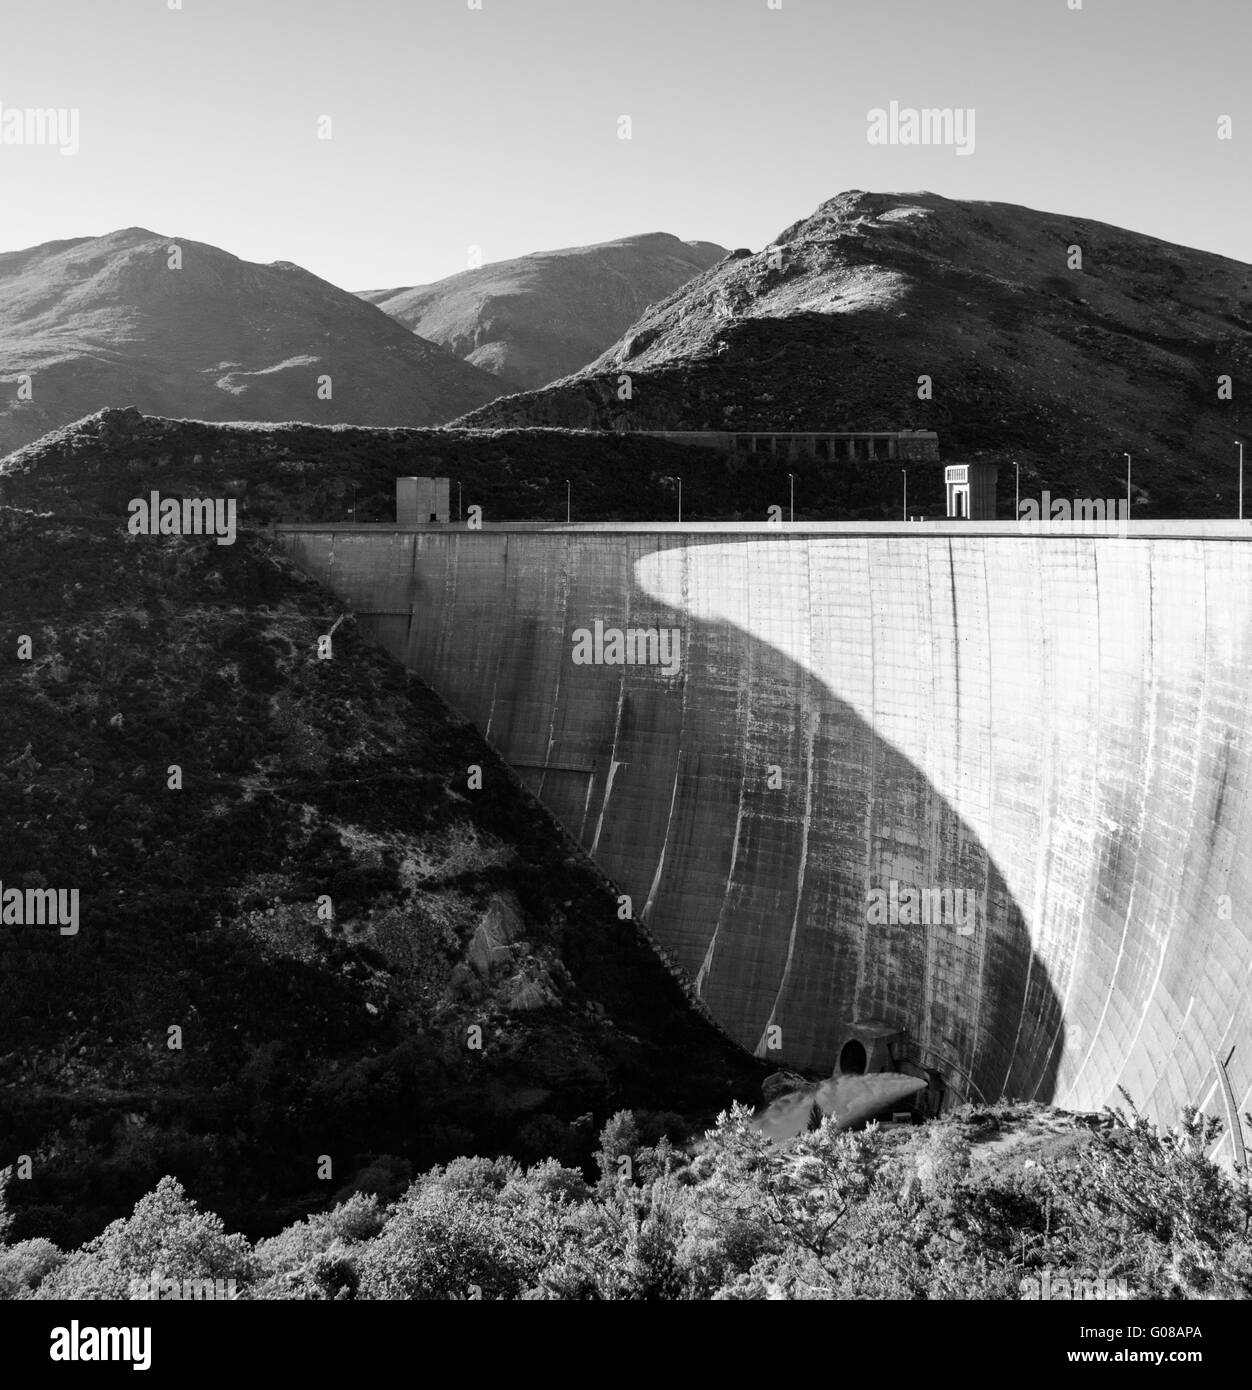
[360,231,726,391]
[0,229,505,456]
[456,190,1252,515]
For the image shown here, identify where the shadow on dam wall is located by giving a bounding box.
[275,525,1252,1159]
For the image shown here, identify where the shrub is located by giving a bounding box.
[35,1176,254,1300]
[0,1239,64,1299]
[355,1185,546,1300]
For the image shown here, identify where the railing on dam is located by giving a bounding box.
[448,427,942,461]
[632,430,941,462]
[273,520,1252,541]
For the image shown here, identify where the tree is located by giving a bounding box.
[35,1176,254,1300]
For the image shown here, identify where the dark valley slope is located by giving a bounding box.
[0,411,764,1248]
[0,229,504,457]
[456,191,1252,516]
[359,232,726,392]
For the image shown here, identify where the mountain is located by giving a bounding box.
[454,191,1252,516]
[359,232,726,392]
[0,229,504,457]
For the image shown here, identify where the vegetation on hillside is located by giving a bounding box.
[0,407,949,525]
[2,1098,1248,1301]
[0,497,763,1249]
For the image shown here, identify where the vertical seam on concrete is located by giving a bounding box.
[920,537,941,1078]
[573,537,598,842]
[1117,541,1206,1114]
[996,532,1035,1098]
[758,538,816,1056]
[590,759,620,858]
[639,536,689,928]
[1069,539,1151,1100]
[998,534,1041,1099]
[950,536,991,1094]
[1033,539,1092,1101]
[856,536,874,1017]
[1029,540,1063,1099]
[696,544,750,999]
[948,538,962,750]
[967,537,998,1093]
[644,538,692,919]
[484,532,507,741]
[590,541,628,860]
[538,534,571,801]
[405,529,418,652]
[643,755,682,922]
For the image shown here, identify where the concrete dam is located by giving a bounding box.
[275,519,1252,1159]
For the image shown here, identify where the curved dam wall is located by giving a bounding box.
[276,521,1252,1158]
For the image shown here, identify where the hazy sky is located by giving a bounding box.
[2,0,1247,290]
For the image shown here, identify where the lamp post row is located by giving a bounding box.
[458,444,1249,525]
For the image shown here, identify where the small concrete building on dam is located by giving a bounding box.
[275,469,1252,1165]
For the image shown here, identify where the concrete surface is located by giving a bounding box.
[274,522,1252,1161]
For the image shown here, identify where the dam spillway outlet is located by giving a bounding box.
[274,520,1252,1165]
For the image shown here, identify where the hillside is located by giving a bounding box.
[359,233,726,391]
[0,413,765,1248]
[457,191,1252,516]
[0,230,504,457]
[0,407,951,522]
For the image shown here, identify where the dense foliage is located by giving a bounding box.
[0,500,761,1249]
[3,1100,1248,1301]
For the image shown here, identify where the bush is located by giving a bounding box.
[355,1185,547,1300]
[0,1238,64,1299]
[595,1111,640,1185]
[252,1192,385,1298]
[35,1176,255,1300]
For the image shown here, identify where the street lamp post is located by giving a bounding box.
[677,477,683,524]
[565,479,571,524]
[1014,461,1019,515]
[1124,454,1132,516]
[901,467,907,521]
[457,481,462,521]
[788,473,795,523]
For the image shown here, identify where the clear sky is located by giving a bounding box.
[1,0,1247,290]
